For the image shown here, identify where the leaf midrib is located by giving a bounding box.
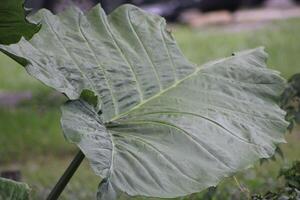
[108,54,238,123]
[108,66,199,122]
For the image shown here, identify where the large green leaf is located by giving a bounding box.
[0,177,30,200]
[61,48,287,199]
[0,4,288,199]
[0,0,41,44]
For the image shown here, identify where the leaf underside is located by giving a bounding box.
[0,177,30,200]
[0,4,195,120]
[0,4,288,200]
[0,0,40,45]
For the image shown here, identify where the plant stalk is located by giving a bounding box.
[47,150,85,200]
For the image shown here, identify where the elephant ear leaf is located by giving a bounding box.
[61,49,287,199]
[0,177,30,200]
[0,4,288,200]
[0,0,41,44]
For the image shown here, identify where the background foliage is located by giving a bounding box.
[0,0,40,44]
[252,161,300,199]
[281,73,300,131]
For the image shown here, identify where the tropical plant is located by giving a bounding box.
[280,73,300,131]
[252,161,300,200]
[0,1,290,200]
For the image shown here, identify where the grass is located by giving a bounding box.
[0,18,299,199]
[0,53,47,92]
[0,104,75,162]
[175,19,300,78]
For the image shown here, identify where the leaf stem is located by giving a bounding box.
[47,150,85,200]
[233,176,251,200]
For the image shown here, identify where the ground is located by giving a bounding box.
[0,18,299,199]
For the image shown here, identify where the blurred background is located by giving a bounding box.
[0,0,300,199]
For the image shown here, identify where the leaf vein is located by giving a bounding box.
[127,10,163,91]
[43,13,99,99]
[114,120,235,170]
[78,13,119,115]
